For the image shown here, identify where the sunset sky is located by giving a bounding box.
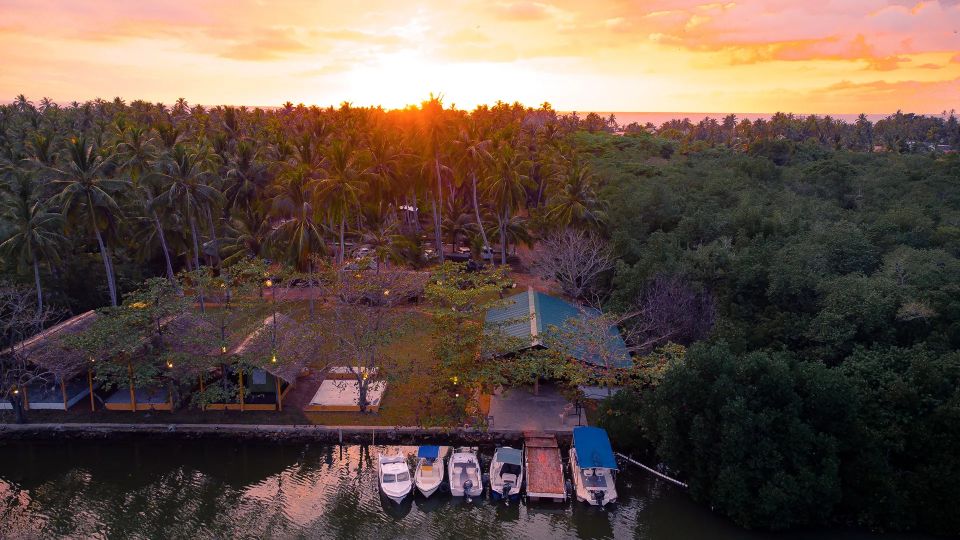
[2,0,958,113]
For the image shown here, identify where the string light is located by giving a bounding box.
[12,387,19,395]
[166,360,174,369]
[221,345,227,354]
[383,289,390,296]
[271,353,277,363]
[265,279,273,288]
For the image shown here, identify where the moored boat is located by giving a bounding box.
[569,427,618,506]
[378,453,413,504]
[489,446,523,501]
[414,445,446,498]
[448,447,483,499]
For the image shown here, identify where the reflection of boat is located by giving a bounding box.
[448,447,483,498]
[378,454,412,504]
[570,427,618,506]
[415,445,446,497]
[489,447,523,500]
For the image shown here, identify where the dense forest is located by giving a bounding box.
[1,95,959,534]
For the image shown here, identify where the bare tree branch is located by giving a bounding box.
[530,228,613,300]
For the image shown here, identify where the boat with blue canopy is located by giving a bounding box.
[489,446,524,501]
[414,445,446,497]
[569,427,618,506]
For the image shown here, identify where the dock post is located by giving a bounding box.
[338,428,343,445]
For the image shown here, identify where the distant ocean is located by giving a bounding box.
[575,112,893,127]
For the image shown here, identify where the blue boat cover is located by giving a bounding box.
[496,447,523,466]
[573,427,618,470]
[417,445,440,459]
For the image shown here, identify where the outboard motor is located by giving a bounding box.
[503,480,513,503]
[464,479,474,503]
[593,489,605,507]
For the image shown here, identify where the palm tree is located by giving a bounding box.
[155,144,223,273]
[314,140,367,265]
[544,160,605,229]
[0,171,65,309]
[224,139,268,214]
[221,206,270,266]
[50,135,127,306]
[267,166,326,270]
[486,143,529,265]
[115,125,157,183]
[134,172,178,285]
[454,123,492,251]
[419,95,449,262]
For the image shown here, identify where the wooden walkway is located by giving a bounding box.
[524,431,566,502]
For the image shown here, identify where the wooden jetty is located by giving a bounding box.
[523,431,567,502]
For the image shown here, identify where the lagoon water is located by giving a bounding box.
[0,440,931,539]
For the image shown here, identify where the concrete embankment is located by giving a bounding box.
[0,423,573,446]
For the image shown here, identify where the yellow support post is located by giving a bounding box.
[239,369,244,412]
[60,379,67,409]
[128,362,137,411]
[275,376,282,412]
[88,369,95,411]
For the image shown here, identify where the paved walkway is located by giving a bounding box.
[487,384,586,432]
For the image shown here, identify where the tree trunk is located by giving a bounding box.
[412,192,421,232]
[92,221,118,307]
[358,377,368,413]
[338,215,346,266]
[500,213,508,265]
[153,211,178,287]
[308,260,315,317]
[471,170,489,255]
[189,214,205,312]
[9,395,27,424]
[433,156,445,262]
[189,214,201,272]
[206,207,221,267]
[32,254,43,311]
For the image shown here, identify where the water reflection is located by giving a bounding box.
[0,440,934,540]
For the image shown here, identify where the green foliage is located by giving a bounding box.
[643,343,853,530]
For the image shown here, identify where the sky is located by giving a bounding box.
[1,0,958,113]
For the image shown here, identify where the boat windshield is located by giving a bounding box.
[501,463,521,477]
[383,474,396,483]
[396,472,410,482]
[582,469,608,488]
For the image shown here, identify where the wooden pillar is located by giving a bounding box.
[60,379,68,410]
[22,384,29,410]
[239,369,244,412]
[199,374,205,411]
[88,369,95,411]
[128,362,137,411]
[275,376,282,412]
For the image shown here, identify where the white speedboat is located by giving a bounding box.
[570,427,618,506]
[378,453,412,504]
[414,445,446,497]
[448,447,483,499]
[489,446,523,501]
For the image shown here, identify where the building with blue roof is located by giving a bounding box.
[484,287,631,368]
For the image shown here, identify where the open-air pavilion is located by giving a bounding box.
[3,311,100,411]
[201,313,302,412]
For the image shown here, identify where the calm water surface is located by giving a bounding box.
[0,440,931,539]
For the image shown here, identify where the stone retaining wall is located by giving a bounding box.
[0,423,573,446]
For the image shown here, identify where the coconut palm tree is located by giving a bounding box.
[0,171,65,309]
[486,143,529,265]
[115,125,157,183]
[155,144,223,273]
[50,135,128,306]
[267,166,326,270]
[454,123,492,251]
[134,172,179,285]
[314,140,367,265]
[544,160,605,230]
[418,95,449,262]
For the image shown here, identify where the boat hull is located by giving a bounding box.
[416,481,441,498]
[570,448,618,507]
